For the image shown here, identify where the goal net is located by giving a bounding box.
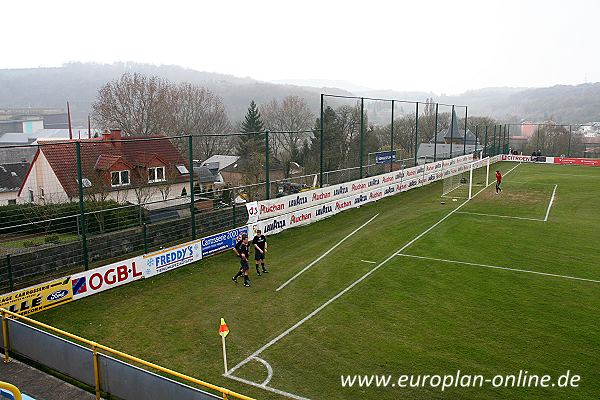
[442,157,491,200]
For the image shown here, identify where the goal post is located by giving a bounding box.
[442,156,491,200]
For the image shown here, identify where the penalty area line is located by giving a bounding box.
[276,213,380,291]
[397,253,600,284]
[544,184,557,222]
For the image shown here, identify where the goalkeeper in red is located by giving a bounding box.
[495,170,503,194]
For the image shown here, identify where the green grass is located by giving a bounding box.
[0,233,79,249]
[34,162,600,399]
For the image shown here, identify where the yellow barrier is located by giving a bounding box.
[0,381,22,400]
[0,309,253,400]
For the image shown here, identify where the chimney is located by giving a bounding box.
[101,129,111,141]
[110,129,122,148]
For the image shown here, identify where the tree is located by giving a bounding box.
[238,101,266,185]
[261,96,314,176]
[92,73,171,136]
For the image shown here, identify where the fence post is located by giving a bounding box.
[265,130,270,200]
[2,310,9,363]
[414,102,419,166]
[6,255,13,292]
[360,97,364,178]
[92,344,101,400]
[449,105,455,158]
[463,106,468,155]
[506,125,510,153]
[188,135,196,240]
[143,223,148,254]
[75,142,89,270]
[434,103,439,162]
[232,203,236,228]
[390,100,394,173]
[492,125,497,156]
[484,125,488,157]
[319,94,324,188]
[567,125,572,157]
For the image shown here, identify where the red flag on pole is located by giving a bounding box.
[219,318,229,338]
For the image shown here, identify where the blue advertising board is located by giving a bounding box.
[201,226,249,257]
[375,151,396,164]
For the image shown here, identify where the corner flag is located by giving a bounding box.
[219,318,229,338]
[219,318,229,374]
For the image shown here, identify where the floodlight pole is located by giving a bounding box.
[265,130,270,200]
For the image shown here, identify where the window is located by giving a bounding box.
[8,199,16,205]
[176,165,189,175]
[111,170,130,187]
[39,187,45,199]
[148,166,166,183]
[28,189,34,202]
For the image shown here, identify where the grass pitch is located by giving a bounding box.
[35,162,600,399]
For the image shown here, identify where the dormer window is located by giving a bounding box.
[111,170,130,187]
[148,166,166,183]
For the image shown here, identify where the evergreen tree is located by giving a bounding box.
[237,101,265,155]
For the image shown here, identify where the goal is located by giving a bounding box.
[442,157,491,200]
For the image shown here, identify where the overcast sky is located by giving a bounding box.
[3,0,598,94]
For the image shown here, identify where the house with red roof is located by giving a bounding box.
[17,130,191,205]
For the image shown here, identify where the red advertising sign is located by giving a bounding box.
[554,157,600,167]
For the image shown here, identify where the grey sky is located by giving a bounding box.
[3,0,599,94]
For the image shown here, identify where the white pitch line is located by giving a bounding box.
[225,374,310,400]
[544,184,558,222]
[276,213,380,291]
[226,162,521,395]
[360,260,377,264]
[397,253,600,284]
[457,211,545,222]
[252,356,274,386]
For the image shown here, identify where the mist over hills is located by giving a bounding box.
[0,62,598,126]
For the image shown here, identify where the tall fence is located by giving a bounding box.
[0,309,253,400]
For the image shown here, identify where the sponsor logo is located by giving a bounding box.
[87,262,143,291]
[428,174,436,181]
[154,247,194,270]
[263,218,286,234]
[369,190,382,200]
[368,178,380,187]
[383,176,394,183]
[407,169,416,176]
[351,182,367,191]
[354,194,368,205]
[72,277,87,295]
[46,289,69,302]
[417,166,425,173]
[408,180,418,187]
[315,204,333,216]
[312,192,332,201]
[333,186,349,196]
[384,186,395,195]
[397,171,405,178]
[290,212,312,224]
[260,203,285,214]
[335,200,352,210]
[288,195,308,207]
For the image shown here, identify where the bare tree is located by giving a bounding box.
[92,73,171,136]
[261,96,314,165]
[166,83,232,160]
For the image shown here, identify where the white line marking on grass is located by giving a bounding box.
[397,253,600,284]
[360,260,377,264]
[544,184,558,222]
[456,211,545,222]
[252,356,274,386]
[553,173,600,178]
[276,213,380,291]
[226,163,522,396]
[226,374,310,400]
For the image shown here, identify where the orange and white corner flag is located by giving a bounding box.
[219,318,229,338]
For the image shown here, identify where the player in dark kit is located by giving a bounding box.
[495,170,503,194]
[252,230,268,275]
[232,234,251,287]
